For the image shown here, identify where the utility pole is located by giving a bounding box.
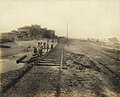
[67,23,68,42]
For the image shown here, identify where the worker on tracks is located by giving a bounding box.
[47,43,49,52]
[51,41,53,49]
[43,42,46,53]
[37,42,43,57]
[33,46,37,55]
[47,39,49,52]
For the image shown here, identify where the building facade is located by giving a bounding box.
[0,33,14,43]
[14,24,55,40]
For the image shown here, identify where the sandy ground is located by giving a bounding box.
[0,39,57,73]
[1,39,120,97]
[0,41,34,73]
[1,39,57,57]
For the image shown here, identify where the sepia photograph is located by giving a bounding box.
[0,0,120,97]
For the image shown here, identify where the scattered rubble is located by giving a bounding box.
[1,43,120,97]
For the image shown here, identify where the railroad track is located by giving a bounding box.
[78,46,120,89]
[36,43,64,97]
[88,46,120,61]
[1,43,64,97]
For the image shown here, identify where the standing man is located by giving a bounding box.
[47,39,49,52]
[51,41,53,49]
[37,42,43,57]
[33,46,37,55]
[47,43,49,52]
[43,42,46,53]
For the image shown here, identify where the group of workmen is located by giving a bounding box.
[33,40,53,57]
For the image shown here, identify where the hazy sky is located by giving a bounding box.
[0,0,120,39]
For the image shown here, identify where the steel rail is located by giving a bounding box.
[0,44,59,95]
[88,46,120,61]
[78,46,120,89]
[56,44,64,97]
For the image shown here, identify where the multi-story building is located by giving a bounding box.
[0,32,14,43]
[14,24,55,40]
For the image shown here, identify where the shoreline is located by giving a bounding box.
[0,39,57,73]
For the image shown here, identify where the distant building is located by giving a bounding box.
[0,33,14,43]
[108,37,118,45]
[13,24,55,40]
[43,29,55,38]
[17,26,32,39]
